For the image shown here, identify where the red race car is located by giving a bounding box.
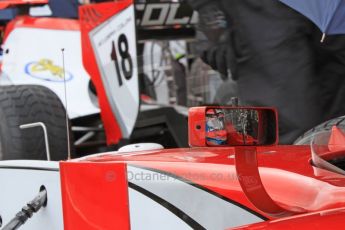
[1,105,345,229]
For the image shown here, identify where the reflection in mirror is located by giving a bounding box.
[205,108,276,146]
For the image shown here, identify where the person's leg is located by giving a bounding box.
[314,32,345,121]
[237,60,322,144]
[222,0,323,144]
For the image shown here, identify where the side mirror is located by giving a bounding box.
[188,107,278,147]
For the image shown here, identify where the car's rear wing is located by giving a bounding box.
[0,0,197,40]
[80,1,140,145]
[79,0,197,145]
[135,1,197,41]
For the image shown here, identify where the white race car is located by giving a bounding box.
[0,0,196,160]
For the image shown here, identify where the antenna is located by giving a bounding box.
[61,48,72,160]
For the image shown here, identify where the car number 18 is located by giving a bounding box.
[111,34,133,87]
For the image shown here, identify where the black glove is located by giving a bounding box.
[188,0,237,80]
[200,32,237,80]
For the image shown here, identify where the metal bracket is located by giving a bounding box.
[19,122,51,161]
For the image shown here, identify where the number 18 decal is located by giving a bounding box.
[111,34,133,87]
[89,4,139,138]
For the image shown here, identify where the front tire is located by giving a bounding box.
[0,85,72,160]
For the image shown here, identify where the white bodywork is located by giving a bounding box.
[0,27,100,119]
[0,159,262,230]
[0,161,63,230]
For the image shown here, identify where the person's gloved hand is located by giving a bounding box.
[188,0,237,80]
[200,32,237,80]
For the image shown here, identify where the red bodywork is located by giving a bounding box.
[232,208,345,230]
[60,145,345,229]
[0,0,47,9]
[2,2,345,228]
[79,2,134,144]
[2,16,80,43]
[60,162,130,230]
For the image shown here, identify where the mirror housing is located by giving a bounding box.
[188,106,278,147]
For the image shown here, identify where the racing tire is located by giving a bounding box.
[294,116,345,145]
[0,85,72,160]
